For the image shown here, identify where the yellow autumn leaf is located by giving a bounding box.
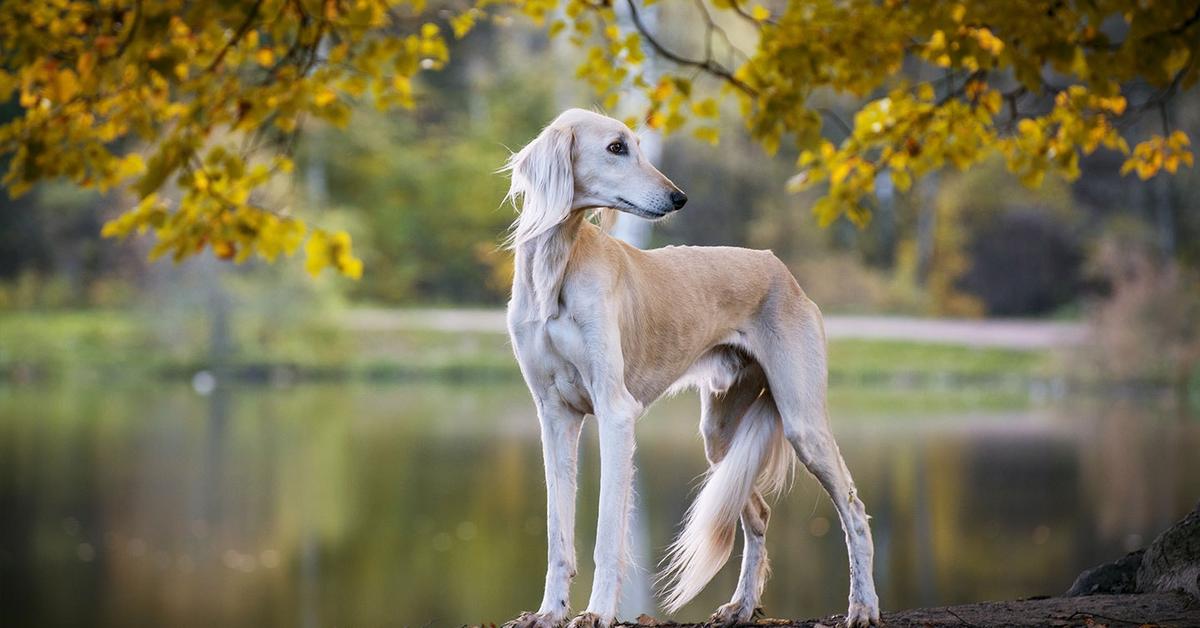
[313,88,337,107]
[451,11,477,38]
[972,27,1004,55]
[693,126,720,145]
[193,169,209,191]
[304,230,330,277]
[650,81,673,103]
[116,154,146,179]
[1168,130,1191,149]
[928,30,946,52]
[54,68,80,103]
[980,90,1002,114]
[77,51,96,80]
[691,98,719,118]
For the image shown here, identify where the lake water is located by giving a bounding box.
[2,380,1198,627]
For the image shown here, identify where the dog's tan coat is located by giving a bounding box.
[502,109,880,628]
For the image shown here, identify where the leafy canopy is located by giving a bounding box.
[0,0,447,277]
[1,0,1196,276]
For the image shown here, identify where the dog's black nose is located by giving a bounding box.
[670,190,688,210]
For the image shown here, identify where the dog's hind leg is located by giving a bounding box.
[697,367,778,625]
[714,492,771,624]
[755,299,880,628]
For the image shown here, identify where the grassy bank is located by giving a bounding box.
[0,309,1053,387]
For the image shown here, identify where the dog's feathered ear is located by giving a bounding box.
[502,125,574,249]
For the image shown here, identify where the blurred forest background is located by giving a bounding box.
[2,4,1200,628]
[1,7,1198,391]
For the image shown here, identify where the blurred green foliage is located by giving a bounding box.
[299,64,560,303]
[927,160,1082,317]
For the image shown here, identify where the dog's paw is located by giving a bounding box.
[503,611,564,628]
[709,601,761,626]
[843,600,880,627]
[565,611,606,628]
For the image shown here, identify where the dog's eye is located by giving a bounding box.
[607,141,627,155]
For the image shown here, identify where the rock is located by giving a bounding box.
[1138,501,1200,600]
[1064,549,1144,596]
[1066,501,1200,601]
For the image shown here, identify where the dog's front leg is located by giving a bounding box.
[572,390,641,628]
[537,401,585,622]
[544,304,642,627]
[508,399,585,628]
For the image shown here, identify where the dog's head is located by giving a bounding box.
[504,108,686,247]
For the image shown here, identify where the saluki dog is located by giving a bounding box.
[502,109,880,628]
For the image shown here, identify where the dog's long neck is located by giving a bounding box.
[513,211,585,321]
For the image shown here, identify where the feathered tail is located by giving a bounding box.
[657,393,794,612]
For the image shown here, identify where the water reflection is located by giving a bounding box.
[1,382,1197,627]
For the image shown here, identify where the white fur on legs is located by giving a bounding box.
[687,377,782,625]
[538,403,585,622]
[761,317,880,627]
[577,393,641,627]
[710,492,772,625]
[785,426,880,627]
[505,400,584,628]
[658,396,783,613]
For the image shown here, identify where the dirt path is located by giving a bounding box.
[822,315,1086,349]
[344,308,1087,350]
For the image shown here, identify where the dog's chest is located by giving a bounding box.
[510,316,594,413]
[546,316,595,409]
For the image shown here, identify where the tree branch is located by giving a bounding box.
[816,107,853,139]
[623,0,756,95]
[728,0,772,28]
[692,0,752,65]
[207,0,266,72]
[1166,3,1200,36]
[113,0,143,59]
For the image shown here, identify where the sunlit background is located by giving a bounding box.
[3,5,1200,628]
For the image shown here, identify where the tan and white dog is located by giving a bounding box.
[502,109,880,628]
